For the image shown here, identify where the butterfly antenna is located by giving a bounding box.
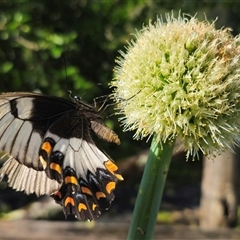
[61,54,72,97]
[81,83,103,102]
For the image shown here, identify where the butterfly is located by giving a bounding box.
[0,92,123,221]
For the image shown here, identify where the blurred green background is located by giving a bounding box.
[0,0,240,222]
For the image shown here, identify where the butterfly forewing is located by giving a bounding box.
[0,92,122,220]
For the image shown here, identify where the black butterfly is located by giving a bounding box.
[0,92,123,220]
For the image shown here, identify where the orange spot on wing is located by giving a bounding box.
[104,160,124,180]
[41,142,52,155]
[92,204,97,211]
[50,162,61,174]
[78,203,87,211]
[115,173,124,180]
[64,197,75,206]
[95,191,106,200]
[65,176,78,185]
[106,181,116,194]
[105,160,118,171]
[81,186,92,196]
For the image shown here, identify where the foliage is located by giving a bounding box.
[0,1,145,97]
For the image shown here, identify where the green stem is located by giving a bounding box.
[127,136,175,240]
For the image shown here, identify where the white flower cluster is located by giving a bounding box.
[111,13,240,157]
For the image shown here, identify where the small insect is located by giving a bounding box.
[0,92,123,220]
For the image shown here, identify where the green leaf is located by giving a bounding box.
[0,61,13,73]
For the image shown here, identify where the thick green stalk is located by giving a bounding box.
[127,136,175,240]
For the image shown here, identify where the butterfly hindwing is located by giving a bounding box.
[0,157,60,196]
[0,92,123,220]
[41,126,122,220]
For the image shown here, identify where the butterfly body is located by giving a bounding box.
[0,92,122,220]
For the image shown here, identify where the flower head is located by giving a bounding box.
[110,13,240,157]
